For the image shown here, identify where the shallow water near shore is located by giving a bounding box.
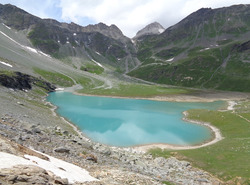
[47,92,224,147]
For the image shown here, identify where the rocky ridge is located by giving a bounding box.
[60,22,128,43]
[0,3,138,72]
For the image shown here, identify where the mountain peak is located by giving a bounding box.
[82,22,125,41]
[134,22,165,39]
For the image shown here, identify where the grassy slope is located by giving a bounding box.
[129,42,250,92]
[33,68,74,87]
[149,100,250,184]
[80,63,104,75]
[131,5,250,93]
[79,83,190,97]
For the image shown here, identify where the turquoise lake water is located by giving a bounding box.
[47,92,224,147]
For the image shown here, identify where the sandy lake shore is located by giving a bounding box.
[131,99,242,152]
[133,111,224,152]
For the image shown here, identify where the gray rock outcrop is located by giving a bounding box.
[134,22,165,39]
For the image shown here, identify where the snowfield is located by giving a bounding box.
[0,151,97,184]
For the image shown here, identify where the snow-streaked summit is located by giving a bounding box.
[133,22,165,39]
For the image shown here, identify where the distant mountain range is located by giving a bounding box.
[0,3,139,73]
[0,3,249,92]
[130,4,250,92]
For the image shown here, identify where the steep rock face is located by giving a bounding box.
[61,22,128,42]
[0,71,55,91]
[134,22,165,39]
[26,21,128,58]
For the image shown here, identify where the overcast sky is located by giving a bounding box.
[0,0,250,37]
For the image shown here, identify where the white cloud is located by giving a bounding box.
[58,0,250,37]
[1,0,250,37]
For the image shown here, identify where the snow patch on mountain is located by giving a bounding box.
[0,31,51,58]
[2,23,11,30]
[92,59,103,67]
[0,61,13,67]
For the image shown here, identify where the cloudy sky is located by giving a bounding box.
[0,0,250,37]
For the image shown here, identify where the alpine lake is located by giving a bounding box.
[47,92,225,147]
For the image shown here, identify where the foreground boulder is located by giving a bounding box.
[0,165,69,185]
[54,147,70,153]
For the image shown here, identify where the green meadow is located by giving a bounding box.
[149,100,250,184]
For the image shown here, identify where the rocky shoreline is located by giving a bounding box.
[0,113,222,185]
[0,86,235,184]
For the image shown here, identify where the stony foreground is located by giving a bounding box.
[0,113,222,185]
[0,86,225,184]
